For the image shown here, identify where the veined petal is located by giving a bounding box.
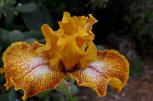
[3,42,65,100]
[84,14,97,31]
[60,36,83,71]
[69,50,129,96]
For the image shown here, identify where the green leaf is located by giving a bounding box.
[131,56,142,76]
[42,96,51,101]
[0,29,9,41]
[16,2,37,13]
[0,29,10,48]
[50,94,64,101]
[8,89,16,101]
[56,80,71,95]
[0,88,16,101]
[71,84,78,95]
[56,80,78,101]
[24,31,43,39]
[3,7,15,28]
[37,89,52,98]
[0,0,16,7]
[21,7,52,31]
[0,93,9,101]
[68,95,78,101]
[41,7,53,26]
[9,30,25,43]
[6,0,16,7]
[25,38,35,44]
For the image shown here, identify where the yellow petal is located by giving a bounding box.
[48,53,63,72]
[79,42,97,68]
[62,12,71,23]
[60,36,83,71]
[59,12,97,36]
[75,29,94,49]
[56,12,97,71]
[38,24,63,71]
[36,12,97,72]
[3,42,65,100]
[84,14,97,31]
[72,16,88,28]
[37,24,59,55]
[60,19,77,35]
[58,12,77,35]
[69,50,129,96]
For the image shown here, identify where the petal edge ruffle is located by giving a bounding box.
[69,50,129,96]
[3,42,65,100]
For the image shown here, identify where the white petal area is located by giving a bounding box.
[69,50,129,96]
[3,42,65,100]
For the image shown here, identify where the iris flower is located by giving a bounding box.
[2,12,129,100]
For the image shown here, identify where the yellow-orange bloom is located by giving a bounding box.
[2,12,129,100]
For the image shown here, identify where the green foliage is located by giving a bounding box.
[0,88,16,101]
[0,0,16,28]
[0,0,16,7]
[89,0,109,9]
[21,7,52,31]
[130,56,142,77]
[8,30,25,43]
[37,90,52,99]
[49,93,65,101]
[128,0,153,54]
[16,2,37,13]
[0,0,53,30]
[56,79,78,101]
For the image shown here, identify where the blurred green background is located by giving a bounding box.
[0,0,153,101]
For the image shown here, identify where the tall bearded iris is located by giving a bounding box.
[2,12,129,100]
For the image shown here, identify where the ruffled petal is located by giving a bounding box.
[38,24,63,71]
[3,42,65,100]
[69,50,129,96]
[37,12,97,72]
[37,24,59,54]
[59,12,97,37]
[59,12,77,35]
[56,12,97,71]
